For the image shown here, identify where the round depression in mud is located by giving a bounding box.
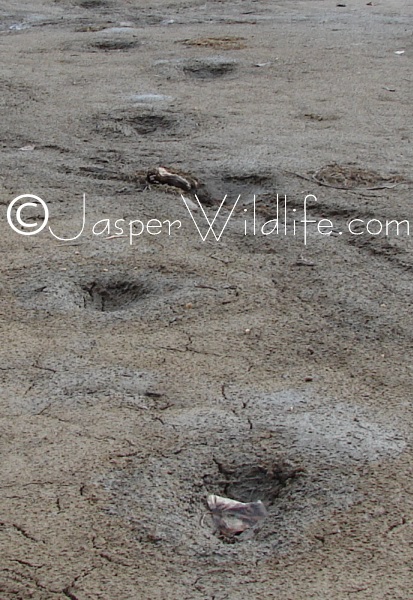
[101,394,405,560]
[204,459,304,505]
[81,278,150,312]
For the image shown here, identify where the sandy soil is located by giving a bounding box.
[1,0,413,598]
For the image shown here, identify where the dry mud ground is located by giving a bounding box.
[1,0,413,598]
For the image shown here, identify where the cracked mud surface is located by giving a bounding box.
[1,0,413,598]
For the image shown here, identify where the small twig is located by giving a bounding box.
[221,383,228,400]
[194,284,218,291]
[32,363,57,373]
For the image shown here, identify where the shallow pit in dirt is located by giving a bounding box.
[205,459,304,506]
[15,269,213,319]
[311,163,405,189]
[81,278,150,312]
[61,33,141,54]
[90,39,140,51]
[78,0,110,7]
[17,272,159,314]
[102,390,406,560]
[93,108,198,139]
[153,56,240,83]
[182,58,238,80]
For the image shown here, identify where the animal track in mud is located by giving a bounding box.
[90,39,140,51]
[61,36,139,54]
[311,163,405,190]
[153,56,239,82]
[17,270,207,319]
[103,395,406,558]
[94,109,197,139]
[182,58,238,80]
[126,113,175,135]
[79,0,108,7]
[81,278,150,312]
[18,273,156,313]
[206,459,304,505]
